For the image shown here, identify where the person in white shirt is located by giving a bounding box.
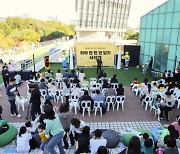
[71,83,82,98]
[14,72,22,86]
[79,69,85,81]
[56,69,63,80]
[16,126,32,153]
[68,118,86,141]
[90,129,107,154]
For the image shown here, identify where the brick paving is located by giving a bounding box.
[0,81,179,124]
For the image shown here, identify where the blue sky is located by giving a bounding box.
[0,0,167,28]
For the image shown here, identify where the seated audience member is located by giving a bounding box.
[63,79,71,105]
[16,126,36,153]
[171,115,180,134]
[76,126,90,154]
[46,70,53,78]
[68,118,86,141]
[141,138,154,154]
[70,70,76,78]
[110,74,118,83]
[98,70,104,79]
[160,91,175,121]
[79,69,85,81]
[76,68,80,77]
[35,73,41,82]
[73,76,80,84]
[0,122,9,135]
[58,103,74,149]
[97,146,109,154]
[81,77,90,87]
[63,70,70,78]
[170,129,180,148]
[29,75,36,83]
[163,135,179,154]
[25,121,36,133]
[38,123,50,151]
[131,77,138,88]
[105,84,115,98]
[116,83,124,96]
[92,90,105,102]
[119,136,142,154]
[0,105,2,120]
[55,69,63,80]
[90,129,107,154]
[102,79,109,88]
[38,78,48,90]
[14,72,22,86]
[71,83,82,98]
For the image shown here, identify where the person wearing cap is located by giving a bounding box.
[29,84,41,121]
[6,78,21,118]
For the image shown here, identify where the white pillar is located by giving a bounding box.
[69,50,74,70]
[117,50,121,69]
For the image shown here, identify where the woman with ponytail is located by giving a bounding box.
[171,115,180,134]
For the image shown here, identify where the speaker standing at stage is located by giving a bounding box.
[97,58,103,74]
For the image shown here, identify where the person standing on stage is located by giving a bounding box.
[148,57,153,73]
[97,58,103,74]
[2,66,9,87]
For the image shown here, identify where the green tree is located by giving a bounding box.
[124,30,139,41]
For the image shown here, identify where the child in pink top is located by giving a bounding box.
[171,115,180,134]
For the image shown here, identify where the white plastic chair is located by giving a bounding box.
[102,88,107,95]
[177,96,180,109]
[141,96,151,110]
[111,83,118,89]
[55,90,64,103]
[81,84,89,90]
[70,95,79,101]
[48,89,56,101]
[69,99,79,115]
[90,78,97,86]
[81,100,91,116]
[116,96,125,110]
[16,95,27,111]
[94,83,102,90]
[94,101,103,116]
[40,89,47,100]
[106,96,115,111]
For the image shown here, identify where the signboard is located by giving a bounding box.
[76,42,114,67]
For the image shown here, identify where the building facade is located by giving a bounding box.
[139,0,180,72]
[75,0,132,41]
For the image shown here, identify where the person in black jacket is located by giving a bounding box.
[1,66,9,87]
[29,84,41,121]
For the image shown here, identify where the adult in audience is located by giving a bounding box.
[73,75,80,84]
[171,115,180,134]
[79,69,85,81]
[44,104,65,154]
[29,84,41,121]
[38,78,48,90]
[6,77,21,118]
[1,66,9,87]
[163,135,179,154]
[46,70,53,78]
[14,72,22,87]
[90,129,107,154]
[97,146,108,154]
[102,79,109,88]
[92,90,105,102]
[110,74,118,83]
[79,90,94,111]
[105,84,115,98]
[81,77,89,87]
[56,69,63,80]
[70,70,76,78]
[58,103,74,149]
[160,91,175,121]
[29,75,36,83]
[116,83,124,96]
[71,83,82,98]
[98,70,104,79]
[119,136,142,154]
[76,126,90,153]
[69,118,86,141]
[170,129,180,148]
[63,79,71,106]
[63,70,70,78]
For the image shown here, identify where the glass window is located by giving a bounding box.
[144,43,150,55]
[152,15,158,28]
[143,55,149,64]
[166,0,174,12]
[174,0,180,12]
[163,29,171,44]
[168,45,176,60]
[158,14,165,28]
[159,4,166,13]
[140,29,146,42]
[172,12,180,29]
[151,29,157,43]
[178,32,180,45]
[140,55,144,65]
[140,42,145,54]
[145,29,151,42]
[149,43,156,57]
[170,29,179,44]
[164,13,173,28]
[146,15,152,28]
[176,46,180,61]
[157,29,164,43]
[153,8,159,14]
[167,60,175,71]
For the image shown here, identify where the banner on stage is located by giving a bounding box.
[76,42,115,67]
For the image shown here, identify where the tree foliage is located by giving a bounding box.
[124,30,139,41]
[0,17,75,50]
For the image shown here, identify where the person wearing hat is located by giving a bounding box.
[29,84,41,121]
[6,78,21,118]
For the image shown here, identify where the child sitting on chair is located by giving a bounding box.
[131,78,138,88]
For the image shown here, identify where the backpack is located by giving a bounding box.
[155,149,164,154]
